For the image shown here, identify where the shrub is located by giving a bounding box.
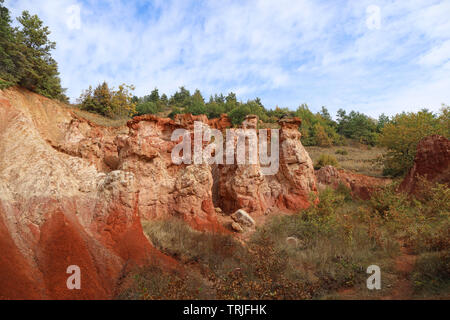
[412,251,450,296]
[314,154,338,169]
[335,149,348,156]
[250,188,397,296]
[143,219,247,273]
[117,264,210,300]
[136,101,160,116]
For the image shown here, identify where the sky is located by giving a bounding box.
[6,0,450,118]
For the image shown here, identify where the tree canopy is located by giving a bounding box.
[0,1,67,101]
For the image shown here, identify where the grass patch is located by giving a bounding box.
[143,219,247,275]
[250,188,398,297]
[120,180,449,300]
[314,154,339,170]
[412,251,450,297]
[72,108,129,127]
[335,149,349,156]
[306,145,385,177]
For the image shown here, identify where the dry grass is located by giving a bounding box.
[119,182,450,300]
[71,108,130,127]
[306,145,386,177]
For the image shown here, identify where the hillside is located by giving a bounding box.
[1,87,449,300]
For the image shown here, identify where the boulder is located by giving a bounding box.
[231,209,255,227]
[231,222,244,233]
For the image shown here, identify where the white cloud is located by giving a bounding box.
[6,0,450,116]
[418,40,450,66]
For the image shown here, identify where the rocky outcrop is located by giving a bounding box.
[0,88,171,300]
[0,87,318,299]
[214,116,317,215]
[399,135,450,194]
[315,165,391,200]
[115,114,222,231]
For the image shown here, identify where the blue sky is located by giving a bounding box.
[7,0,450,117]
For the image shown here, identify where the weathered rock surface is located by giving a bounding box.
[231,209,255,227]
[399,135,450,194]
[231,221,244,233]
[215,116,318,215]
[315,165,391,200]
[0,88,170,299]
[0,87,319,299]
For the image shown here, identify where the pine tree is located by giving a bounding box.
[16,11,67,101]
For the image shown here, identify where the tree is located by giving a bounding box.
[0,2,67,100]
[110,84,136,118]
[377,113,390,132]
[337,110,377,145]
[148,88,159,103]
[79,82,136,118]
[378,108,448,177]
[314,123,333,147]
[170,86,191,108]
[320,106,332,122]
[16,11,67,101]
[0,0,20,85]
[160,93,168,106]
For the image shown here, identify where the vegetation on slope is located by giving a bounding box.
[119,179,449,300]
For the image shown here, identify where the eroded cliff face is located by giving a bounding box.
[0,88,169,299]
[0,87,317,299]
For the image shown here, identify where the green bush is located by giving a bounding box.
[378,108,449,177]
[136,101,160,116]
[335,149,349,156]
[78,82,136,118]
[412,251,450,296]
[314,154,338,169]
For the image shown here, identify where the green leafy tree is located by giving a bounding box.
[337,109,377,145]
[377,113,390,133]
[378,108,448,177]
[170,86,191,108]
[314,123,333,147]
[79,82,136,118]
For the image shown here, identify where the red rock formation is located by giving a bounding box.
[315,165,392,200]
[208,113,232,130]
[0,88,172,300]
[399,135,450,194]
[0,87,318,299]
[215,116,317,215]
[116,114,222,231]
